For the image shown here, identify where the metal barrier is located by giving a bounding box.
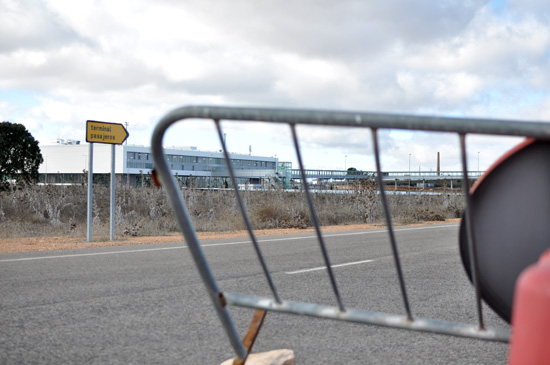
[151,106,550,364]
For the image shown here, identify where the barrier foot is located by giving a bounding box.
[221,349,295,365]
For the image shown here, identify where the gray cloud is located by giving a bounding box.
[0,1,90,53]
[508,0,550,22]
[185,0,488,60]
[1,0,548,170]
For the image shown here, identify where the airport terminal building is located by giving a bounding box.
[38,140,284,188]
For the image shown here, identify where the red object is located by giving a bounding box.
[508,249,550,364]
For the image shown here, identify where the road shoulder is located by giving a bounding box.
[0,219,460,254]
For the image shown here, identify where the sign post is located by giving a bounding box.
[110,145,115,241]
[86,120,129,242]
[87,144,93,242]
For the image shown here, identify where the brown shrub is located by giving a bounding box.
[0,183,464,238]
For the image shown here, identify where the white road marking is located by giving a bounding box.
[202,224,458,247]
[0,246,185,262]
[285,259,374,274]
[0,224,458,263]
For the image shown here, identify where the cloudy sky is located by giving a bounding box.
[1,0,549,171]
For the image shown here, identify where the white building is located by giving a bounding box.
[39,141,280,187]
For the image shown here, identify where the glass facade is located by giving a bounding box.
[127,152,276,172]
[35,145,280,188]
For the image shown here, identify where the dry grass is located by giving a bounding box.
[0,182,464,239]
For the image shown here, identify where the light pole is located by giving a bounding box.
[477,152,480,176]
[345,155,347,170]
[125,122,129,145]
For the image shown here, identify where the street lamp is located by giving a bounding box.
[345,155,347,170]
[477,152,480,176]
[125,122,129,145]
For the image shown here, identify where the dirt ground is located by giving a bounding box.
[0,219,461,254]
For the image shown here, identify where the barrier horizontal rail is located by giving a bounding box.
[222,293,511,343]
[151,105,550,364]
[154,105,550,137]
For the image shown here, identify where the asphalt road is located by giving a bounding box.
[0,223,510,364]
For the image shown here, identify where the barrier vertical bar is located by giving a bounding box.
[214,120,281,303]
[459,134,485,330]
[290,124,345,312]
[372,129,413,320]
[151,112,248,362]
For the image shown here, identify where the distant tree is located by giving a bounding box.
[0,121,43,188]
[346,167,359,176]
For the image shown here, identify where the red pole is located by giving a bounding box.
[508,249,550,364]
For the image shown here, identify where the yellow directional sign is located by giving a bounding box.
[86,120,129,145]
